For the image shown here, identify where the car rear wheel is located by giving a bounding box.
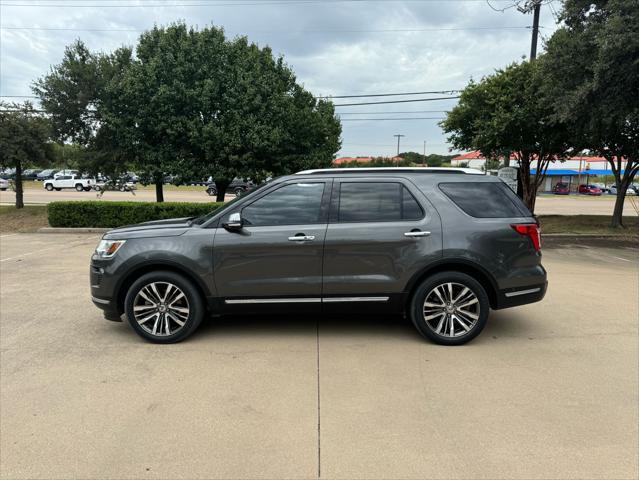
[75,184,84,192]
[124,271,204,343]
[45,183,53,191]
[410,271,489,345]
[206,187,217,196]
[233,187,244,196]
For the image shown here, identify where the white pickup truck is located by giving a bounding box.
[44,175,95,192]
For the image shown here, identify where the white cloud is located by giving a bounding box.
[0,0,559,156]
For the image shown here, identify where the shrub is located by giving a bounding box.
[48,201,223,228]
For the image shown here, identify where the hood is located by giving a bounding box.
[104,217,194,240]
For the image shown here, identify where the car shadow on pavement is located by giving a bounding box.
[196,313,421,342]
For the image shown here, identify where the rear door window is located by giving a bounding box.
[439,182,531,218]
[337,182,423,222]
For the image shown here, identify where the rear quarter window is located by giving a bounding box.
[439,182,531,218]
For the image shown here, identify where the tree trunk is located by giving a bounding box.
[610,191,625,228]
[215,178,231,202]
[15,162,24,209]
[155,180,164,203]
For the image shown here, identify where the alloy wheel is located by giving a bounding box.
[133,282,190,337]
[422,282,480,338]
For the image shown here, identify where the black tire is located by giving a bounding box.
[83,186,92,191]
[124,271,205,344]
[45,183,53,191]
[233,187,244,197]
[206,187,217,197]
[54,188,61,191]
[75,184,84,192]
[409,271,489,346]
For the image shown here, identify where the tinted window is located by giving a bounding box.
[338,182,423,222]
[242,182,325,226]
[439,182,529,218]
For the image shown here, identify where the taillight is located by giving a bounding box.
[511,223,541,251]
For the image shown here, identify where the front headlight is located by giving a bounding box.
[95,239,126,258]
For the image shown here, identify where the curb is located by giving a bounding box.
[543,233,636,238]
[38,227,110,234]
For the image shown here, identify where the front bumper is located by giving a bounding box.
[90,263,122,321]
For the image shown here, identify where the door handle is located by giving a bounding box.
[404,231,431,238]
[288,235,315,242]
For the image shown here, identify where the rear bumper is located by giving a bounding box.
[495,281,547,309]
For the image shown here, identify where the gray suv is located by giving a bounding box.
[90,168,547,345]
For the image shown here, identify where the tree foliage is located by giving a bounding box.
[542,0,639,227]
[440,60,572,212]
[0,102,54,208]
[36,25,342,202]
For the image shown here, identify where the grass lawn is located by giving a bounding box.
[0,205,49,233]
[538,215,639,236]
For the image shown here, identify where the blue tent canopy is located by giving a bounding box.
[530,169,580,176]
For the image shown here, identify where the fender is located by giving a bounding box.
[113,258,213,313]
[403,257,499,308]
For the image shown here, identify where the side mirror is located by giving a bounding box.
[223,212,243,232]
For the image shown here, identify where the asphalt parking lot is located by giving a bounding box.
[1,233,638,479]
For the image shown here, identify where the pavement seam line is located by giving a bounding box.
[317,315,321,479]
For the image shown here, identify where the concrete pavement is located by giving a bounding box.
[0,234,637,479]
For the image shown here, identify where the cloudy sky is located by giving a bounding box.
[0,0,560,157]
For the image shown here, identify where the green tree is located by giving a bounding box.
[0,102,54,208]
[104,24,341,201]
[542,0,639,227]
[33,40,134,180]
[440,61,571,212]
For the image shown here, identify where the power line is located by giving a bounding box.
[338,110,448,114]
[334,96,460,107]
[319,90,459,99]
[0,0,527,6]
[0,25,539,33]
[341,117,443,121]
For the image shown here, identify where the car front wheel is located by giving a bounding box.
[124,271,204,343]
[45,184,53,191]
[410,271,489,345]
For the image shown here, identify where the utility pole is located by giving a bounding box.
[394,134,405,159]
[423,140,427,166]
[517,0,542,60]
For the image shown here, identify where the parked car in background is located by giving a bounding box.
[552,182,570,195]
[591,182,609,194]
[206,178,254,197]
[578,184,603,196]
[54,169,79,179]
[0,178,9,191]
[36,169,57,181]
[22,169,43,181]
[93,179,137,193]
[44,175,95,192]
[0,168,16,180]
[609,184,637,195]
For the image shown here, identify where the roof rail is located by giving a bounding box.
[295,167,485,175]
